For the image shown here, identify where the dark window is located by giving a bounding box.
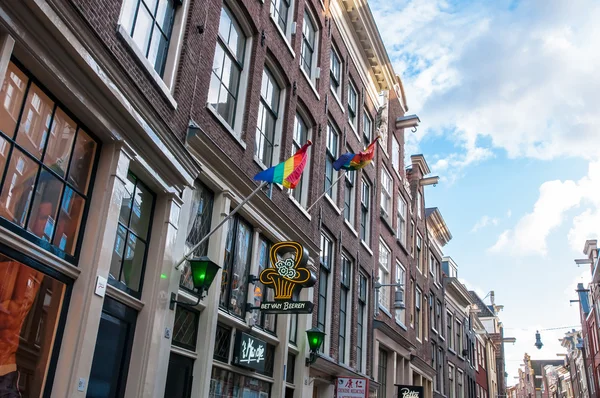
[339,254,351,363]
[360,178,370,243]
[343,168,355,225]
[271,0,290,32]
[87,297,137,398]
[324,122,338,199]
[164,353,194,398]
[300,10,316,77]
[0,61,99,261]
[109,172,155,297]
[172,306,199,351]
[438,348,444,393]
[209,366,271,397]
[348,82,357,127]
[254,236,277,333]
[318,233,333,353]
[363,112,372,144]
[415,288,422,339]
[357,273,367,372]
[255,68,281,168]
[289,289,298,344]
[378,349,387,397]
[436,299,442,332]
[258,344,276,377]
[330,46,342,94]
[181,181,214,293]
[220,215,253,318]
[120,0,177,76]
[429,293,435,331]
[213,324,231,363]
[286,353,296,383]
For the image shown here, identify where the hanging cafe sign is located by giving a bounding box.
[258,241,316,314]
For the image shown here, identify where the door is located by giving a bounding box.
[164,353,194,398]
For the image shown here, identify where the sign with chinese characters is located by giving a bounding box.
[233,332,266,372]
[395,385,424,398]
[259,241,316,314]
[336,377,369,398]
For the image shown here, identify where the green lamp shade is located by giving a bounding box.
[306,327,326,352]
[189,257,221,290]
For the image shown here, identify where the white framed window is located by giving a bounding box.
[429,252,435,277]
[378,240,391,309]
[357,273,368,373]
[417,190,423,218]
[339,254,352,364]
[255,67,283,168]
[449,363,456,398]
[360,178,371,244]
[380,167,392,217]
[208,5,250,133]
[318,231,334,353]
[395,261,406,326]
[416,233,423,273]
[397,195,407,246]
[291,113,311,207]
[271,0,292,37]
[457,369,464,398]
[392,135,400,173]
[363,110,372,144]
[456,319,463,355]
[301,9,319,82]
[415,287,422,340]
[330,44,342,98]
[348,81,358,129]
[324,122,339,201]
[343,165,355,226]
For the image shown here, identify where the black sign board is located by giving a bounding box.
[396,385,424,398]
[259,300,314,313]
[232,332,266,372]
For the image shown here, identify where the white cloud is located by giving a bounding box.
[471,215,499,233]
[489,161,600,256]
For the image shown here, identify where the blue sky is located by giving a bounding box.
[369,0,600,382]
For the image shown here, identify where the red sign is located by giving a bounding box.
[336,377,369,398]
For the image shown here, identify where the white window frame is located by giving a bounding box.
[339,253,352,365]
[457,369,464,398]
[449,363,456,398]
[395,260,406,327]
[447,311,454,351]
[255,66,285,168]
[330,44,343,99]
[318,231,335,354]
[363,110,373,144]
[380,166,392,218]
[348,80,358,131]
[417,190,423,219]
[357,273,368,373]
[343,165,356,227]
[360,177,371,244]
[270,0,294,42]
[397,194,407,246]
[290,112,312,207]
[378,239,391,310]
[324,121,339,202]
[415,287,422,341]
[300,8,319,85]
[392,135,400,174]
[416,233,423,273]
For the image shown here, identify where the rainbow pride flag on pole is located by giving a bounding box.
[333,136,380,171]
[254,141,312,188]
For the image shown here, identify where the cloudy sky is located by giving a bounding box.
[370,0,600,383]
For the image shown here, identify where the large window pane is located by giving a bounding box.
[16,84,54,160]
[131,5,153,54]
[44,108,76,178]
[0,149,38,227]
[0,63,28,138]
[27,170,64,241]
[53,187,85,254]
[220,215,252,318]
[67,130,97,195]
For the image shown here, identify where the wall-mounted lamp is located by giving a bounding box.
[305,327,326,365]
[395,114,420,132]
[170,257,221,310]
[374,281,405,317]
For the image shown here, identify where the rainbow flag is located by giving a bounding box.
[254,141,312,188]
[333,136,380,171]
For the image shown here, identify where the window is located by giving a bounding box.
[172,306,199,351]
[181,181,214,292]
[343,166,355,225]
[456,320,463,354]
[410,221,415,256]
[271,0,291,34]
[438,348,444,393]
[395,261,406,325]
[301,9,318,80]
[254,236,277,333]
[436,300,442,333]
[165,353,194,398]
[429,293,435,332]
[286,353,296,383]
[380,167,392,217]
[120,0,177,76]
[324,122,339,201]
[417,190,422,218]
[220,214,253,318]
[449,364,455,398]
[348,82,358,128]
[360,178,371,243]
[378,349,388,398]
[357,273,367,372]
[110,173,155,297]
[255,68,282,168]
[432,342,438,391]
[457,370,464,398]
[415,287,422,340]
[292,113,311,207]
[339,254,352,364]
[208,6,248,130]
[0,62,99,260]
[318,232,334,353]
[363,111,373,144]
[378,240,391,309]
[397,195,407,246]
[416,234,423,273]
[330,45,342,97]
[392,135,400,173]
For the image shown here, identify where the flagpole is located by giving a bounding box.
[175,181,269,270]
[306,171,346,213]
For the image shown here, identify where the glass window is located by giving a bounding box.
[318,232,333,352]
[292,114,310,207]
[348,82,357,128]
[181,181,214,292]
[415,287,422,340]
[360,178,370,243]
[172,306,199,351]
[417,190,422,219]
[436,299,442,332]
[213,323,231,362]
[301,10,317,78]
[330,45,342,96]
[357,273,367,372]
[209,366,271,397]
[121,0,177,76]
[456,320,462,354]
[447,312,454,349]
[449,364,455,398]
[286,353,296,383]
[395,261,406,325]
[271,0,291,33]
[0,252,67,397]
[109,172,155,297]
[254,236,277,333]
[0,62,98,259]
[220,215,253,318]
[457,370,464,398]
[164,353,194,398]
[339,254,351,363]
[324,122,339,200]
[378,240,390,309]
[378,349,387,398]
[208,6,247,129]
[255,68,281,168]
[397,195,407,246]
[392,136,400,173]
[380,167,392,217]
[429,293,435,332]
[363,111,372,144]
[416,233,422,273]
[343,165,355,225]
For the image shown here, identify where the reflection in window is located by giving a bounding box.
[109,173,155,296]
[0,61,98,259]
[255,68,281,168]
[254,236,277,333]
[209,366,271,397]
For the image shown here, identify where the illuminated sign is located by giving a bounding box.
[337,377,369,398]
[233,332,266,372]
[258,241,316,314]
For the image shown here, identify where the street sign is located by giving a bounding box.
[336,377,369,398]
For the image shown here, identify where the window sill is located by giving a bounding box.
[324,194,342,215]
[396,238,410,255]
[378,304,392,318]
[206,104,247,149]
[434,281,443,290]
[330,90,345,113]
[458,355,465,361]
[349,121,360,141]
[117,25,177,109]
[395,320,408,331]
[288,194,312,220]
[344,219,359,237]
[440,336,446,342]
[170,345,199,359]
[448,348,456,355]
[360,240,373,255]
[299,67,320,100]
[270,15,295,58]
[253,155,269,171]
